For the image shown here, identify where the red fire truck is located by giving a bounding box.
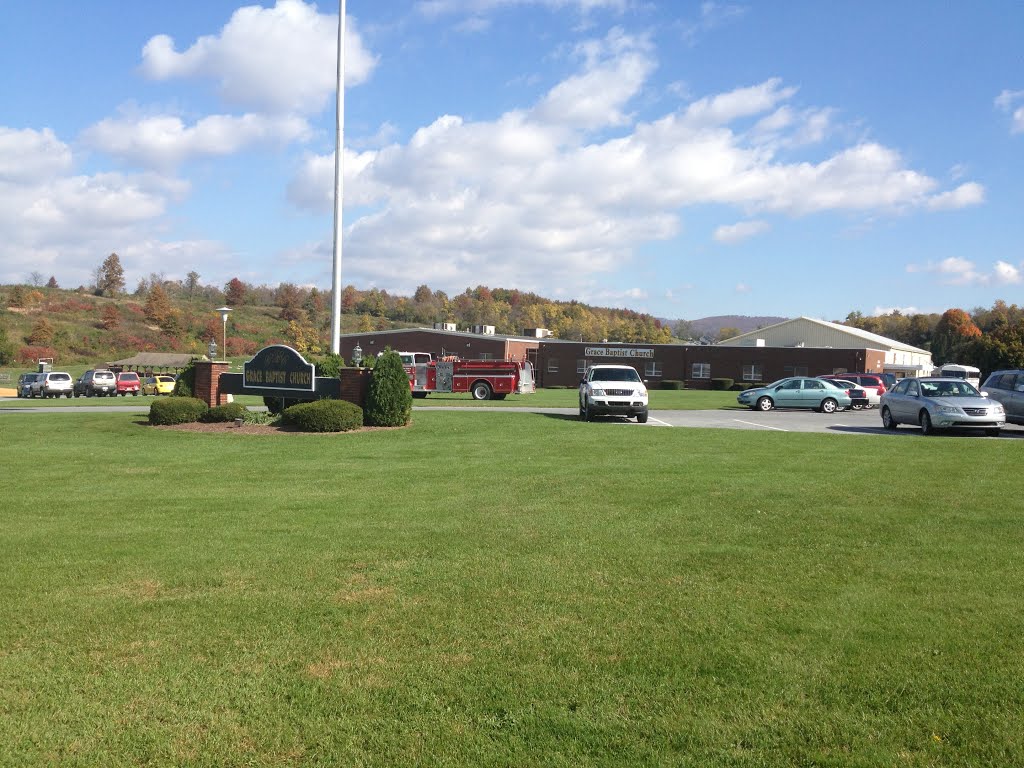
[398,352,535,400]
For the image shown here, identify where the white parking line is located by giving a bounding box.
[647,416,673,427]
[733,419,788,431]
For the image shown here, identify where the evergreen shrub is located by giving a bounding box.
[173,362,196,397]
[149,397,208,425]
[364,350,412,427]
[710,377,734,390]
[201,402,248,423]
[283,399,364,432]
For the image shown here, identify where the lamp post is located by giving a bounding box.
[208,338,217,361]
[215,306,232,363]
[353,343,362,367]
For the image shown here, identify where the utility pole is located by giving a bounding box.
[330,0,346,354]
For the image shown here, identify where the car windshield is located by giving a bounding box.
[121,373,139,381]
[920,381,980,398]
[591,368,641,383]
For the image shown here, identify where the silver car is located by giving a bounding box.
[880,377,1005,436]
[980,369,1024,425]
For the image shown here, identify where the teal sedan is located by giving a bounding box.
[737,377,852,413]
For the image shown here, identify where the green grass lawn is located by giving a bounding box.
[2,388,737,410]
[2,411,1022,766]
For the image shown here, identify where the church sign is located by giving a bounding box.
[243,345,315,392]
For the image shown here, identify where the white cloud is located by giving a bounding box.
[82,112,312,169]
[906,257,1021,286]
[995,89,1024,134]
[735,282,750,293]
[993,260,1022,284]
[0,127,72,183]
[926,182,985,211]
[532,28,654,129]
[140,0,378,115]
[283,30,986,297]
[714,219,769,243]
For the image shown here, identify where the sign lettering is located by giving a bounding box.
[584,347,655,359]
[243,345,316,392]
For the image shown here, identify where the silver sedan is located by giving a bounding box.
[880,377,1005,436]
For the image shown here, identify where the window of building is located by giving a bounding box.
[478,352,494,360]
[691,363,711,379]
[577,359,588,374]
[644,361,662,377]
[832,367,848,375]
[783,365,809,377]
[743,364,763,381]
[547,359,559,374]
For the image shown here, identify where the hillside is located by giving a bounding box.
[0,279,675,368]
[667,315,788,340]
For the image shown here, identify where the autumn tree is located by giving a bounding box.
[185,271,201,300]
[96,253,126,297]
[225,277,247,306]
[28,317,55,345]
[931,308,982,364]
[144,283,173,327]
[0,323,16,365]
[275,283,305,322]
[100,304,121,330]
[46,276,59,289]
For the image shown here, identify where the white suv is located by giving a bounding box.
[579,365,649,423]
[31,371,74,399]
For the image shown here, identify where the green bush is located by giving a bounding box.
[312,353,345,378]
[660,380,684,390]
[263,396,314,415]
[710,377,734,391]
[173,362,196,397]
[364,349,412,427]
[283,399,364,432]
[201,401,248,423]
[149,397,208,425]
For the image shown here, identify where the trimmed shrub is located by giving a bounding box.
[173,361,196,397]
[201,401,248,423]
[364,349,412,427]
[710,377,734,391]
[283,399,363,432]
[149,397,208,425]
[263,396,313,415]
[660,379,684,390]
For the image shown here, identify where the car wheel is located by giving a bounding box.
[920,410,935,436]
[471,382,492,401]
[756,396,773,412]
[820,398,838,414]
[579,399,585,418]
[881,407,898,430]
[637,410,648,424]
[986,428,1001,437]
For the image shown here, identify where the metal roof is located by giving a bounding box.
[719,316,930,354]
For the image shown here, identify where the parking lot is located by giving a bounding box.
[4,400,1023,437]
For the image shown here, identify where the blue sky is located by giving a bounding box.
[1,1,1021,321]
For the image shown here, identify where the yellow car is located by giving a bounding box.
[142,375,176,396]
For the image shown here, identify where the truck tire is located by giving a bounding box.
[471,381,492,400]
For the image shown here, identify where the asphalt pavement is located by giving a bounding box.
[3,400,1021,437]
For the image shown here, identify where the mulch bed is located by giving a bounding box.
[151,421,399,435]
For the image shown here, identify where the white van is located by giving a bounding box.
[932,364,981,388]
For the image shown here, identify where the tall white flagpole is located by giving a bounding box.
[330,0,346,355]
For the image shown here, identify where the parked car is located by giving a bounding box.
[31,371,74,399]
[980,369,1024,425]
[579,364,649,423]
[142,375,176,396]
[819,377,869,409]
[737,377,852,413]
[18,373,41,398]
[820,373,887,406]
[74,369,118,397]
[17,372,41,398]
[116,371,142,396]
[880,377,1005,436]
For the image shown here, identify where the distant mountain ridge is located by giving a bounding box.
[667,315,789,339]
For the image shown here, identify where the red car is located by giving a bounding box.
[116,371,141,396]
